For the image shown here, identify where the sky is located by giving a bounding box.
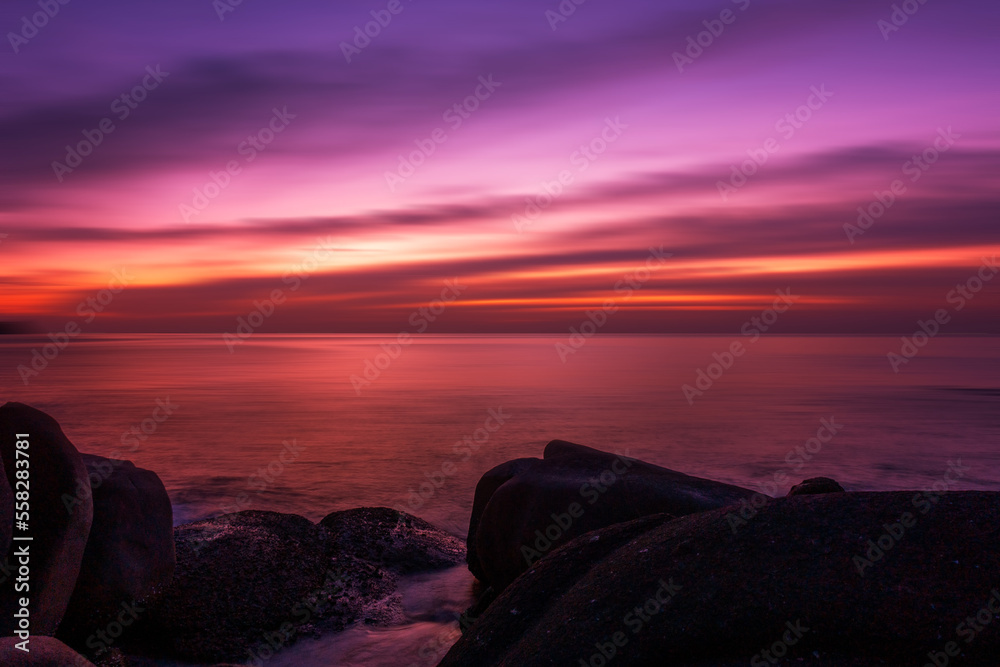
[0,0,998,333]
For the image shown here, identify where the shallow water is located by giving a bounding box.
[2,334,999,665]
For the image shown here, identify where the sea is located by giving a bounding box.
[2,334,999,666]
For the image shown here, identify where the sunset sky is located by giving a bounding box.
[1,0,998,333]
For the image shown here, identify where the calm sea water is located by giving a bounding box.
[2,334,999,665]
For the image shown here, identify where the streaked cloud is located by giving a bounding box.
[1,0,997,332]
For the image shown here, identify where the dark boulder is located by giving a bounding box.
[0,635,96,666]
[788,477,846,496]
[0,456,12,561]
[0,403,94,636]
[58,454,175,656]
[138,510,400,663]
[467,440,755,591]
[465,457,538,584]
[441,491,1000,666]
[320,506,465,573]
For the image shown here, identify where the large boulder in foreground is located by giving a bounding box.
[0,456,12,560]
[0,635,96,666]
[320,507,465,573]
[138,511,400,663]
[442,491,1000,666]
[57,454,175,656]
[0,403,94,636]
[467,440,755,591]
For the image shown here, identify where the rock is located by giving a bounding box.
[0,403,94,636]
[466,440,755,591]
[465,457,537,584]
[645,659,908,666]
[0,635,96,666]
[0,455,12,561]
[138,511,400,663]
[788,477,846,496]
[440,491,1000,666]
[319,507,465,573]
[57,455,175,657]
[89,647,130,667]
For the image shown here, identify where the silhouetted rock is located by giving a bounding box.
[320,507,465,573]
[58,454,175,657]
[788,476,846,496]
[465,457,537,585]
[139,511,400,663]
[0,456,11,561]
[466,440,755,592]
[441,491,1000,666]
[0,403,94,636]
[0,635,96,666]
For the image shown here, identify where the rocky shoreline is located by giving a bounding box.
[0,403,465,666]
[2,402,999,666]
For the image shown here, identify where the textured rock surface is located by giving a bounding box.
[442,491,1000,666]
[137,511,400,663]
[320,506,465,573]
